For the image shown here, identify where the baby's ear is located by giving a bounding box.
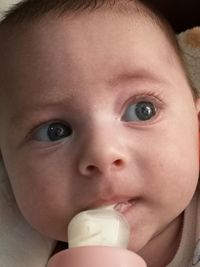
[195,98,200,130]
[177,27,200,97]
[196,98,200,117]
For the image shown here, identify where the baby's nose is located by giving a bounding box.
[77,133,128,177]
[79,154,125,176]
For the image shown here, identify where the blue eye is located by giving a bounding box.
[122,101,156,122]
[35,122,73,142]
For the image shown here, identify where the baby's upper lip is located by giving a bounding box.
[85,196,139,210]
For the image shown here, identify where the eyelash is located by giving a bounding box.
[26,119,68,141]
[122,90,164,112]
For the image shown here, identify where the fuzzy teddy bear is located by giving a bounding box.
[0,1,199,266]
[178,27,200,95]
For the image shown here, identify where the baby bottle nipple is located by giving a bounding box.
[68,206,130,248]
[47,206,147,267]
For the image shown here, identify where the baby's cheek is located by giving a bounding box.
[6,169,63,238]
[19,195,69,240]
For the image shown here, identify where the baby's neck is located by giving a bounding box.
[138,214,184,267]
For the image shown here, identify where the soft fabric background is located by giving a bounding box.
[0,159,55,267]
[0,0,22,20]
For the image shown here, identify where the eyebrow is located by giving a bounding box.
[107,67,165,87]
[9,101,67,129]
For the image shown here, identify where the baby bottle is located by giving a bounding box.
[47,206,147,267]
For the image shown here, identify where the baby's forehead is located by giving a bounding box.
[0,4,184,100]
[0,8,177,68]
[0,8,182,91]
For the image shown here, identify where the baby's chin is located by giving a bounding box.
[41,227,68,242]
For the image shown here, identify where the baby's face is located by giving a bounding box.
[0,10,199,254]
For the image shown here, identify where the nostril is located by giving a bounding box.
[114,159,123,167]
[86,159,123,172]
[87,159,123,171]
[86,165,96,172]
[84,160,123,174]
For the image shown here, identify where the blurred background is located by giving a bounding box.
[150,0,200,33]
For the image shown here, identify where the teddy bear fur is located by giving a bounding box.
[178,27,200,94]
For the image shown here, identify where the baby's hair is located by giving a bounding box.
[0,0,180,50]
[0,0,197,96]
[0,1,177,38]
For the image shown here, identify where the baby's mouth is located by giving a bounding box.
[113,198,137,213]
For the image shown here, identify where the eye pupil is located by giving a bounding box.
[135,102,156,121]
[48,123,72,141]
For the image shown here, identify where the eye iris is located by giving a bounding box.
[47,123,72,141]
[135,102,156,121]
